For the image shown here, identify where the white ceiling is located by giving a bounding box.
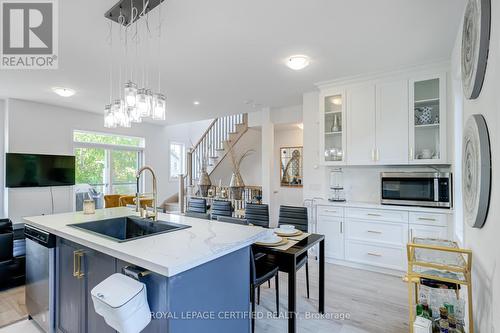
[0,0,466,125]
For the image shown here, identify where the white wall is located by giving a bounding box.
[272,125,304,224]
[4,99,211,223]
[451,2,500,331]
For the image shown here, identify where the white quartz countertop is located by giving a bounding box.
[313,199,453,214]
[23,207,268,277]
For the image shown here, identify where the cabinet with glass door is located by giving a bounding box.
[320,89,346,165]
[409,74,447,164]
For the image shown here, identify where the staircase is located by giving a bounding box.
[190,113,248,182]
[162,113,248,212]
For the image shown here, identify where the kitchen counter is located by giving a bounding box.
[313,199,453,214]
[23,207,267,277]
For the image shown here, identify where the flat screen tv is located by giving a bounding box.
[6,153,76,188]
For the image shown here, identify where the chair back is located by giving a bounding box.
[217,216,248,225]
[104,194,121,208]
[0,219,13,261]
[245,203,269,228]
[184,212,211,220]
[278,206,308,232]
[211,200,232,219]
[187,198,207,214]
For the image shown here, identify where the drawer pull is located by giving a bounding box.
[367,213,381,217]
[418,217,437,221]
[325,210,338,213]
[367,252,382,257]
[367,230,382,234]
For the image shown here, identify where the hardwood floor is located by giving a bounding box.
[0,286,27,328]
[255,262,409,333]
[0,263,408,332]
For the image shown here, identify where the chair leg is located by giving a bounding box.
[305,261,310,299]
[251,287,255,333]
[257,285,260,305]
[275,273,279,314]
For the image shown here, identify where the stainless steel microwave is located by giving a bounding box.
[380,172,452,208]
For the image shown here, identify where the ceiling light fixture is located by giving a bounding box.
[193,101,200,105]
[286,55,310,70]
[52,87,75,97]
[330,97,342,105]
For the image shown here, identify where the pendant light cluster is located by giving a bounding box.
[104,0,166,128]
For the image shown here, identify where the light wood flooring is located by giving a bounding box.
[0,286,27,328]
[0,263,408,332]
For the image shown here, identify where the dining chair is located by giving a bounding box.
[187,197,207,214]
[211,200,233,220]
[245,203,270,228]
[279,205,310,298]
[216,216,248,225]
[184,212,211,220]
[104,194,121,208]
[250,246,279,333]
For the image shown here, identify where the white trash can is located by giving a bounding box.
[91,273,151,333]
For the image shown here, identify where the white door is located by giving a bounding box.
[347,84,376,165]
[409,225,448,241]
[376,80,409,164]
[317,216,345,260]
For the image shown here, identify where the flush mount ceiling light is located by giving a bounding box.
[193,101,200,105]
[286,55,310,70]
[52,87,75,97]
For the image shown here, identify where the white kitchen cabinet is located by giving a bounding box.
[409,224,448,241]
[409,73,447,164]
[375,80,409,164]
[317,207,345,260]
[319,88,347,165]
[409,211,448,240]
[346,84,376,165]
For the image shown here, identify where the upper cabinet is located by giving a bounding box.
[409,73,447,164]
[319,89,347,165]
[376,80,409,165]
[347,85,376,165]
[318,69,448,166]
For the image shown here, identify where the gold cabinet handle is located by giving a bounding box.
[73,250,85,279]
[367,230,382,234]
[367,252,382,257]
[367,213,381,217]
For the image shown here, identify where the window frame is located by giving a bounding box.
[169,141,186,181]
[73,130,145,195]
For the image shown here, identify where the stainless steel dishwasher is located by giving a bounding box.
[25,224,56,333]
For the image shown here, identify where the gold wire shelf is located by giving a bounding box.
[405,238,473,333]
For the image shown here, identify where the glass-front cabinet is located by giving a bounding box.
[320,89,346,165]
[409,74,447,164]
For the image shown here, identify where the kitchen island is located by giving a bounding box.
[24,207,267,333]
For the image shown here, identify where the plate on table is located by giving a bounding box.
[255,235,286,246]
[274,228,302,237]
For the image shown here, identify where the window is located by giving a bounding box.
[170,142,185,180]
[73,130,145,195]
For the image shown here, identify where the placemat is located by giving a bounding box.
[256,239,298,251]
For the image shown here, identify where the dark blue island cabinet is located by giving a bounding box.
[56,238,251,333]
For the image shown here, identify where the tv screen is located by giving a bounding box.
[6,153,76,188]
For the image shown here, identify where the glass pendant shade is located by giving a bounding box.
[146,89,154,117]
[104,104,116,128]
[136,88,150,117]
[129,106,142,123]
[124,81,138,108]
[152,93,166,120]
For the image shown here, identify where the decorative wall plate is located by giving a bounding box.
[462,114,491,228]
[461,0,491,99]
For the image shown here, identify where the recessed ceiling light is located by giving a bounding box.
[297,123,304,130]
[193,101,200,105]
[286,55,310,70]
[52,87,75,97]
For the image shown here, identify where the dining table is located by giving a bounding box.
[253,233,325,333]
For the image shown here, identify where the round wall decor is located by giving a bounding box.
[461,0,491,100]
[463,114,491,228]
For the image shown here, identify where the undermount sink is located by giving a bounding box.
[69,216,191,242]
